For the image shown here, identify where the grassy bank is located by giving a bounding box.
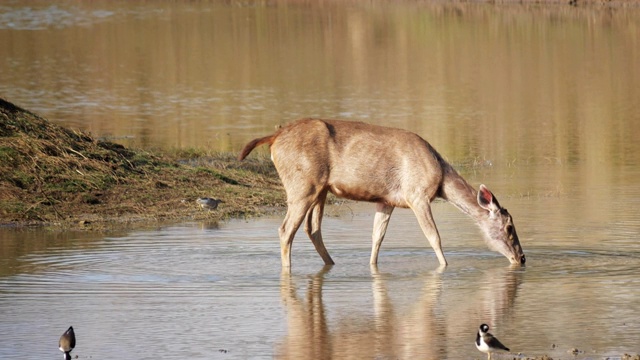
[0,98,285,229]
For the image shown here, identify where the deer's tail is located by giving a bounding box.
[238,135,275,161]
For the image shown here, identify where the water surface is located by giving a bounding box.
[1,1,640,359]
[1,1,638,165]
[1,170,640,359]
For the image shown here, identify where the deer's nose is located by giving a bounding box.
[520,254,526,264]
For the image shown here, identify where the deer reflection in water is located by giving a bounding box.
[276,266,523,359]
[278,267,334,360]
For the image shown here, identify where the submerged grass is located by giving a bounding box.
[0,98,285,229]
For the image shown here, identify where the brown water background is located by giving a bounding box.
[1,1,640,359]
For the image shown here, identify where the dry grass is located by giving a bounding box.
[0,98,285,229]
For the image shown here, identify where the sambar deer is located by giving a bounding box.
[239,118,525,268]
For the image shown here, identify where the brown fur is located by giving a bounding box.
[239,118,525,268]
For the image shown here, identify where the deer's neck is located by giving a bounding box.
[440,166,487,222]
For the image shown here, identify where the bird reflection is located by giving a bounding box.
[198,221,220,230]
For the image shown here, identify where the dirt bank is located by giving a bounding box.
[0,98,285,230]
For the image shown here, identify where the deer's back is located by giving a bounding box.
[271,119,446,206]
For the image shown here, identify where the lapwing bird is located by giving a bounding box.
[475,323,509,360]
[196,197,224,211]
[59,326,76,360]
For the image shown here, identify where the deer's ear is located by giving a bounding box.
[477,184,501,212]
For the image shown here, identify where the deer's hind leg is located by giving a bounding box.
[279,201,312,269]
[370,203,395,265]
[304,189,335,265]
[279,183,328,269]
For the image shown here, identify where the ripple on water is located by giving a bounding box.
[1,218,640,360]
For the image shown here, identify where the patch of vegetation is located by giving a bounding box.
[195,167,241,185]
[0,98,285,228]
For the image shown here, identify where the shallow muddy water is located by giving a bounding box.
[2,1,640,359]
[2,163,640,359]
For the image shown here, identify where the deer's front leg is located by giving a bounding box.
[411,200,448,266]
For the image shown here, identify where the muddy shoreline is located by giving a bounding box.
[1,98,286,231]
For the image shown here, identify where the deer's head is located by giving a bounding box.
[477,185,526,265]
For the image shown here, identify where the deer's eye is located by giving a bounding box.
[505,224,513,234]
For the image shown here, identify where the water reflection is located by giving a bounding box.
[475,266,523,326]
[277,264,524,359]
[368,266,444,359]
[0,1,638,168]
[1,210,639,359]
[1,2,640,353]
[278,266,333,359]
